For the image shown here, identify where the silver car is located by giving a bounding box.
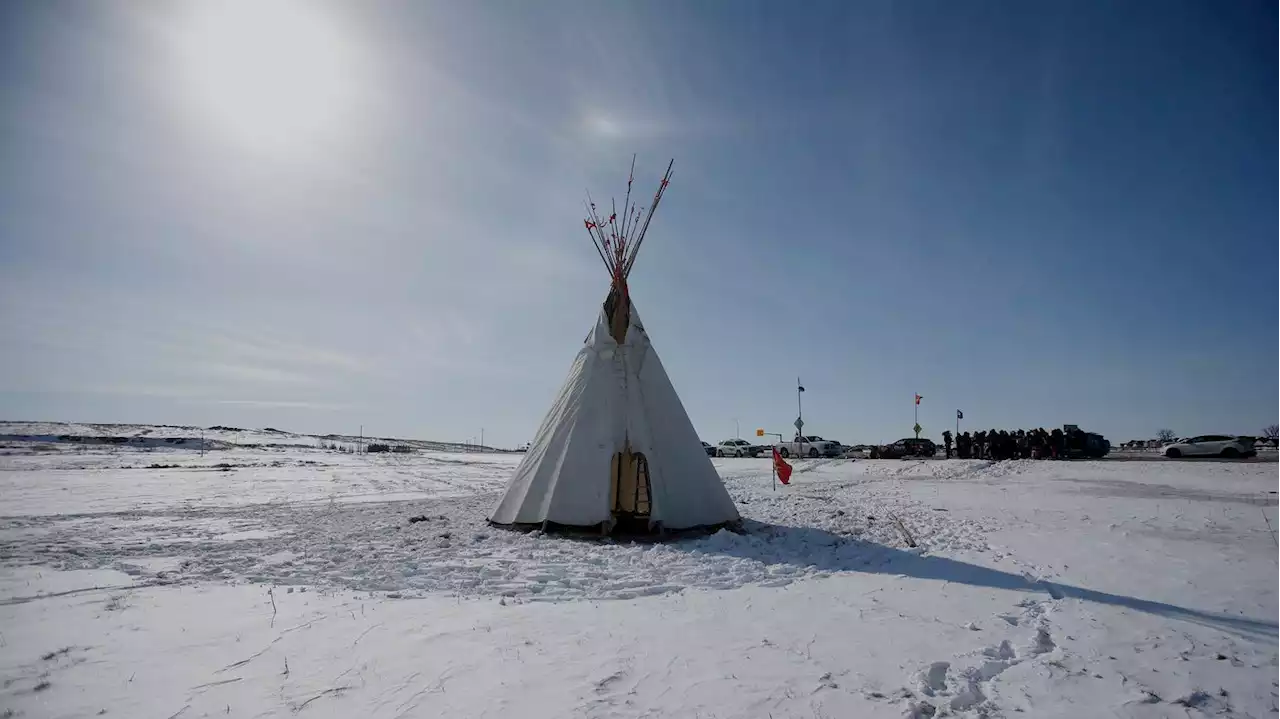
[716,439,761,458]
[1162,435,1256,459]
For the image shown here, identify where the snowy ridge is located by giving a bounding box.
[0,420,493,453]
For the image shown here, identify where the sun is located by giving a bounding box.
[585,114,623,137]
[169,0,363,157]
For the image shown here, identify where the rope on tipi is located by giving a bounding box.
[582,156,674,343]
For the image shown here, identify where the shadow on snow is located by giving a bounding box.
[682,520,1277,643]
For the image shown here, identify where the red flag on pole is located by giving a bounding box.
[915,394,923,405]
[772,447,792,485]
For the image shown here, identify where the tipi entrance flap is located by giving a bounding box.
[609,447,651,518]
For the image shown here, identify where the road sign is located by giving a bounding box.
[913,422,922,437]
[794,418,804,431]
[756,428,765,437]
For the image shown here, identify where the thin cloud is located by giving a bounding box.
[193,362,318,386]
[211,399,353,410]
[196,332,373,376]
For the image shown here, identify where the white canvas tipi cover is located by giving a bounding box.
[490,298,739,531]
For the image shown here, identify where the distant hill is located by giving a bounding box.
[0,421,504,453]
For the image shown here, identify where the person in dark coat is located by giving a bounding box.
[942,430,953,459]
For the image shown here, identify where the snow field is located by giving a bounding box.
[1,439,1276,718]
[0,455,992,602]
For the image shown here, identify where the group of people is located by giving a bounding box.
[941,428,1067,460]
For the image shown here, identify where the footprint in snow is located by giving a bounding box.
[982,640,1016,660]
[917,661,950,696]
[903,700,937,718]
[1028,627,1057,656]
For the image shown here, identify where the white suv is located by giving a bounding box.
[1163,435,1256,459]
[716,439,761,458]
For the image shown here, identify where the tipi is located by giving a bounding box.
[490,159,740,534]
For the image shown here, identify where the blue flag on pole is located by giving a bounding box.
[957,409,964,419]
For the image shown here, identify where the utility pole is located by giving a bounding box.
[480,428,485,452]
[734,419,740,440]
[359,424,363,454]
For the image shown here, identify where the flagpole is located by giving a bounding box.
[796,377,803,432]
[796,377,805,456]
[764,431,783,491]
[913,394,924,439]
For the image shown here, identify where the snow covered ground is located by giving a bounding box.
[1,432,1275,718]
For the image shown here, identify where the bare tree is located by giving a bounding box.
[1263,424,1279,441]
[1156,428,1177,443]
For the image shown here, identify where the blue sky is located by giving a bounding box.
[0,0,1275,446]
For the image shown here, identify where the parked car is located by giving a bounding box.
[775,435,843,458]
[701,441,716,457]
[717,439,762,458]
[1162,435,1257,459]
[872,438,938,459]
[842,444,875,459]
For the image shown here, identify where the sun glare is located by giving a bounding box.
[585,114,623,137]
[171,0,363,157]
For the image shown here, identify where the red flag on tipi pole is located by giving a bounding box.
[772,447,793,485]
